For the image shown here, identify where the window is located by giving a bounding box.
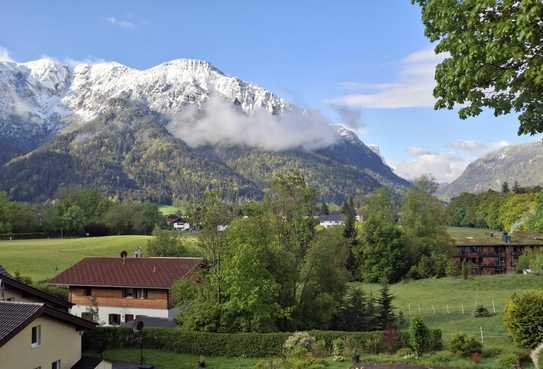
[51,360,61,369]
[136,289,148,299]
[81,312,94,321]
[125,314,134,322]
[83,287,92,296]
[123,288,135,298]
[31,325,41,348]
[108,314,121,326]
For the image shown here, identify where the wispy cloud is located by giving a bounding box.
[0,46,13,62]
[104,16,137,30]
[390,139,511,183]
[449,139,509,156]
[330,48,446,109]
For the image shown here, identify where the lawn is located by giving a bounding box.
[0,236,151,282]
[360,274,543,346]
[448,226,543,245]
[158,205,184,216]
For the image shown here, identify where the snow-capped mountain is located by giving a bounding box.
[0,58,290,126]
[0,57,408,203]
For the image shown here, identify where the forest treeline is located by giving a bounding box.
[447,182,543,232]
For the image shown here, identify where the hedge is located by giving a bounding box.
[83,327,443,358]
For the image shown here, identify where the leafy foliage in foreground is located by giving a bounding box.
[413,0,543,135]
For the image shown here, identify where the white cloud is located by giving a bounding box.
[0,46,13,62]
[449,139,509,155]
[390,149,466,183]
[104,16,136,29]
[167,95,339,151]
[330,48,446,109]
[391,140,510,183]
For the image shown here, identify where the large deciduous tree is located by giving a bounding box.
[357,189,409,283]
[413,0,543,135]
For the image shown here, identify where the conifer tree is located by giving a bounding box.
[376,281,396,329]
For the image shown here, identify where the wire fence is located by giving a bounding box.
[396,299,512,343]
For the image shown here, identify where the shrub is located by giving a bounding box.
[283,332,316,356]
[429,329,443,351]
[311,340,328,358]
[497,353,519,369]
[410,317,430,357]
[331,338,345,362]
[83,328,395,358]
[449,334,482,357]
[503,290,543,349]
[396,347,415,359]
[473,305,493,318]
[383,324,401,353]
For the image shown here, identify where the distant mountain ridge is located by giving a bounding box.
[439,141,543,199]
[0,58,408,203]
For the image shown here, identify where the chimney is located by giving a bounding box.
[120,250,128,264]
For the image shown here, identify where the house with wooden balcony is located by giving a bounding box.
[453,243,543,274]
[49,256,204,326]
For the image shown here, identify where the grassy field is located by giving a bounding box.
[158,205,183,216]
[361,274,543,346]
[448,226,543,245]
[0,236,152,282]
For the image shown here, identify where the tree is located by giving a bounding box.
[61,205,86,235]
[504,291,543,368]
[332,287,373,331]
[513,181,521,194]
[413,0,543,135]
[401,176,453,269]
[342,198,358,275]
[410,317,430,357]
[357,189,409,283]
[146,228,192,257]
[220,216,284,332]
[376,282,396,330]
[320,202,329,215]
[296,228,349,329]
[502,181,510,194]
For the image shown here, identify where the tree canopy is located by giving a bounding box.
[413,0,543,135]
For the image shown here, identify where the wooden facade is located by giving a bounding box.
[69,287,172,310]
[453,244,543,274]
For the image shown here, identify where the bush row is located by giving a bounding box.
[83,327,443,358]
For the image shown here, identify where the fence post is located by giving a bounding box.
[461,303,465,314]
[480,327,484,344]
[446,304,450,314]
[492,299,496,314]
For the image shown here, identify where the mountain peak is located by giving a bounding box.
[155,58,225,75]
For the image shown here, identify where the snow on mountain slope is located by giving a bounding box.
[0,58,291,125]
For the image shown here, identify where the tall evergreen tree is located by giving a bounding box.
[320,202,330,215]
[376,281,396,329]
[342,197,358,275]
[502,181,510,193]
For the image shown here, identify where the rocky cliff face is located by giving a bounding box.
[439,141,543,199]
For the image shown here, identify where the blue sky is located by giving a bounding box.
[1,0,539,182]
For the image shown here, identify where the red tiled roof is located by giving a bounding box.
[49,257,203,289]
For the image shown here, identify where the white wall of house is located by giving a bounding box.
[71,304,178,326]
[320,221,344,228]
